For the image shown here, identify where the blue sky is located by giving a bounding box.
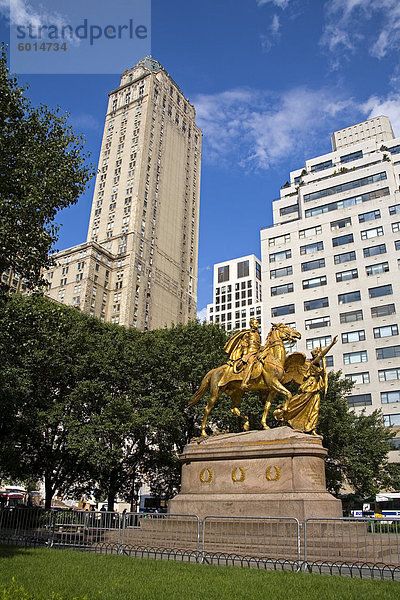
[1,0,400,318]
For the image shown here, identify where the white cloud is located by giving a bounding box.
[194,86,355,171]
[362,95,400,137]
[260,13,281,52]
[197,307,208,322]
[256,0,290,8]
[0,0,79,46]
[321,0,400,59]
[70,113,102,132]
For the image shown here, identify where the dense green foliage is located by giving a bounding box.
[0,294,227,508]
[0,292,398,506]
[0,547,399,600]
[0,47,92,290]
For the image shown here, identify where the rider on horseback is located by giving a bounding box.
[218,318,261,388]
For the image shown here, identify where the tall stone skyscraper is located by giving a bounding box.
[44,57,202,330]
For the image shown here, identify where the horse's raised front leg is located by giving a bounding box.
[230,390,249,431]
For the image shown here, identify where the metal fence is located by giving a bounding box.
[1,508,399,579]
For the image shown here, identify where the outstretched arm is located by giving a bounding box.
[311,335,338,365]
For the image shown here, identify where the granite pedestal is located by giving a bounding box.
[168,427,342,520]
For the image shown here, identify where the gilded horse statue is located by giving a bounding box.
[189,322,301,437]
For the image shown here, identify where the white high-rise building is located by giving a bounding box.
[260,116,400,459]
[207,254,263,337]
[44,57,202,331]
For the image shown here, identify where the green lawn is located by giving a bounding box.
[0,546,398,600]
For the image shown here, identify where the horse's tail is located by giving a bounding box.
[188,369,214,407]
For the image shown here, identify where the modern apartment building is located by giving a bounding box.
[260,116,400,458]
[207,254,263,337]
[44,57,202,330]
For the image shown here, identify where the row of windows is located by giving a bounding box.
[271,260,394,287]
[273,303,395,323]
[347,391,400,408]
[303,171,387,203]
[270,234,399,263]
[305,186,389,218]
[217,260,261,283]
[270,240,400,269]
[271,285,393,313]
[280,305,396,333]
[307,324,398,348]
[272,203,400,245]
[342,346,400,363]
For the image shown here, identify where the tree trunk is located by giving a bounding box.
[107,491,115,512]
[44,476,54,510]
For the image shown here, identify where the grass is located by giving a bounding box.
[0,546,398,600]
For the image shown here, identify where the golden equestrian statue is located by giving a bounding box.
[273,336,338,435]
[189,321,301,436]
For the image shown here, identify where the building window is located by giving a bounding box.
[280,204,298,216]
[345,372,370,385]
[255,262,261,280]
[300,241,324,255]
[365,262,389,276]
[303,171,386,203]
[237,260,249,278]
[218,265,229,283]
[271,283,294,296]
[347,394,372,407]
[269,250,292,263]
[305,187,389,218]
[336,268,358,282]
[301,258,325,271]
[269,233,290,246]
[379,368,400,382]
[340,150,363,164]
[332,234,354,247]
[384,414,400,427]
[373,324,399,338]
[344,351,367,364]
[331,217,351,230]
[361,226,384,240]
[325,356,334,367]
[392,222,400,233]
[342,330,365,343]
[389,204,400,215]
[338,291,361,304]
[305,316,331,330]
[299,225,322,238]
[369,284,392,298]
[310,159,333,173]
[304,297,329,311]
[271,304,295,317]
[302,276,327,289]
[371,304,395,318]
[381,391,400,404]
[306,335,332,350]
[270,265,293,279]
[376,346,400,360]
[396,241,400,251]
[358,209,380,223]
[334,251,356,264]
[363,244,386,257]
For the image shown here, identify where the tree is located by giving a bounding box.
[135,321,228,500]
[0,46,93,290]
[0,293,94,507]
